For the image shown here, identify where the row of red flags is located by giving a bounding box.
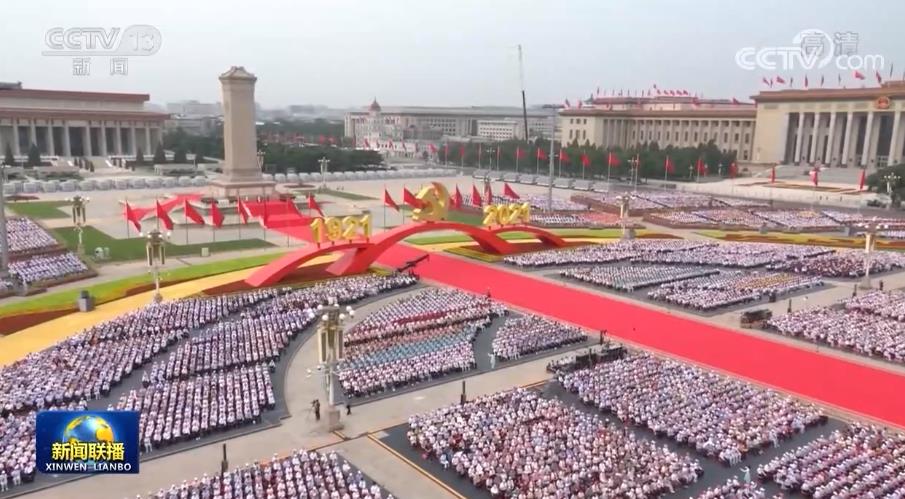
[763,70,887,89]
[382,183,521,213]
[123,195,326,232]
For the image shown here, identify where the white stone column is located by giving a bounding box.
[145,123,152,154]
[888,111,902,165]
[793,113,806,164]
[841,112,854,166]
[824,112,837,165]
[28,120,37,149]
[114,122,122,155]
[83,126,92,156]
[62,122,71,157]
[130,127,138,156]
[11,121,20,156]
[860,111,875,167]
[99,123,108,156]
[808,112,821,163]
[47,124,55,156]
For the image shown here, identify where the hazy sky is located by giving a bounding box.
[3,0,902,109]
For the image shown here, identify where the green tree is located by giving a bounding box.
[153,143,167,164]
[26,143,41,167]
[173,147,187,164]
[135,147,145,165]
[3,143,14,166]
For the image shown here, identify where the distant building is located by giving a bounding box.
[0,83,167,158]
[344,100,556,145]
[477,119,521,141]
[560,96,757,160]
[165,115,220,136]
[165,100,221,117]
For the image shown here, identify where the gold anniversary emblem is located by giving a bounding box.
[412,182,450,222]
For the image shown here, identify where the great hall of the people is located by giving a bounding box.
[560,81,905,169]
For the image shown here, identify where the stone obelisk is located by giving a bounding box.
[211,66,275,197]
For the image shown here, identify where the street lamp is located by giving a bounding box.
[616,193,634,240]
[318,156,331,191]
[145,228,168,302]
[884,172,900,210]
[858,217,889,289]
[315,300,354,431]
[68,195,89,256]
[256,150,265,173]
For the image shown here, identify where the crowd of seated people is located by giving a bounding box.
[647,211,712,226]
[9,252,90,286]
[822,210,905,228]
[647,271,824,311]
[572,193,664,212]
[407,388,702,498]
[503,239,711,267]
[633,242,831,269]
[0,274,418,492]
[137,449,392,499]
[491,314,586,361]
[692,208,771,229]
[757,424,905,497]
[633,192,719,210]
[6,217,59,256]
[752,210,840,231]
[561,264,717,292]
[767,249,905,277]
[877,229,905,239]
[529,212,627,228]
[0,401,85,490]
[696,478,768,498]
[559,352,825,464]
[338,288,504,398]
[766,291,905,364]
[114,365,275,451]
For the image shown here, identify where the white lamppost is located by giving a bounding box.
[858,217,889,289]
[616,193,634,239]
[314,300,354,430]
[68,195,89,255]
[144,228,168,302]
[884,172,900,210]
[318,157,330,191]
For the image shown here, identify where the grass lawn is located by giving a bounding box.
[7,201,71,219]
[52,226,273,262]
[396,207,485,227]
[319,188,376,201]
[0,251,286,317]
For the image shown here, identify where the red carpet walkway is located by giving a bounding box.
[376,244,905,429]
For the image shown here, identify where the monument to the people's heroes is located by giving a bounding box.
[210,66,275,197]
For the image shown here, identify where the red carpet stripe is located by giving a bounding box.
[377,244,905,428]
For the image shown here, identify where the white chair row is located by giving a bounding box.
[4,177,210,194]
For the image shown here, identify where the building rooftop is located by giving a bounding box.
[0,87,150,102]
[752,81,905,102]
[349,105,555,118]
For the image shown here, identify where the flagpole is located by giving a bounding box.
[238,199,242,241]
[124,196,130,238]
[606,154,611,192]
[184,202,189,245]
[547,138,554,212]
[516,149,519,174]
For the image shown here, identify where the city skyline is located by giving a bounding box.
[3,0,902,108]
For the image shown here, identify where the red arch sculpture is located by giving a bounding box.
[244,241,371,287]
[244,222,568,287]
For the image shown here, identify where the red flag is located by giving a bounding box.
[580,153,590,168]
[558,150,570,163]
[471,185,482,207]
[731,97,740,105]
[762,77,771,87]
[515,146,526,160]
[564,99,571,108]
[307,194,324,217]
[876,70,883,85]
[183,199,205,225]
[429,143,438,154]
[285,197,302,217]
[259,197,270,228]
[364,138,371,148]
[820,75,825,87]
[696,158,707,175]
[402,187,424,209]
[237,198,250,224]
[809,167,819,187]
[858,168,866,191]
[484,183,493,206]
[664,155,675,173]
[536,147,548,161]
[804,75,809,89]
[728,161,738,179]
[607,152,620,168]
[155,200,174,231]
[383,189,399,212]
[459,145,466,159]
[770,165,776,184]
[853,70,866,80]
[503,183,520,199]
[452,186,463,209]
[318,135,326,144]
[775,76,786,84]
[209,201,224,228]
[123,201,141,232]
